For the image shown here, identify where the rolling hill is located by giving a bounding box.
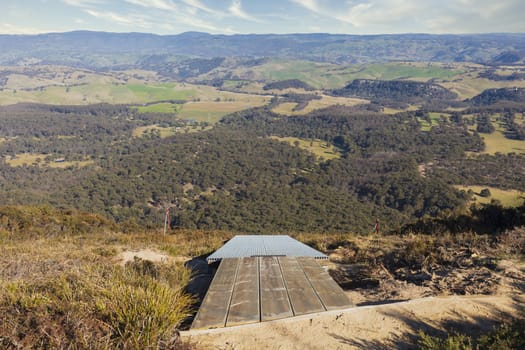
[1,31,525,69]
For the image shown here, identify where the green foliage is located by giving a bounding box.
[418,330,473,350]
[0,96,523,234]
[99,262,193,349]
[417,318,525,350]
[469,88,525,106]
[134,102,181,114]
[263,79,315,91]
[479,188,491,198]
[0,262,193,349]
[331,79,457,105]
[478,319,525,349]
[0,205,115,238]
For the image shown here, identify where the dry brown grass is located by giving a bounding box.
[0,206,231,349]
[1,205,523,347]
[271,94,368,116]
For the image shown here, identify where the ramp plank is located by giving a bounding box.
[191,258,239,329]
[260,257,293,321]
[226,257,260,326]
[193,256,353,330]
[278,257,325,315]
[298,258,353,310]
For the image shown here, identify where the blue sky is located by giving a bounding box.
[1,0,524,35]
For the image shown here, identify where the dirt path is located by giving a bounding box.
[182,294,524,350]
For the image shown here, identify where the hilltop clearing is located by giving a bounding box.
[186,229,525,349]
[0,206,523,348]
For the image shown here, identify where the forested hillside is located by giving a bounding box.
[331,79,457,104]
[2,98,523,234]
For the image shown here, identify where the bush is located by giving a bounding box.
[0,261,194,349]
[417,318,525,350]
[418,330,473,350]
[478,318,525,349]
[479,188,491,198]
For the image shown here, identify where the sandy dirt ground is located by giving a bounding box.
[182,294,524,350]
[182,258,525,350]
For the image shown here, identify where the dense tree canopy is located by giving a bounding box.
[0,98,523,233]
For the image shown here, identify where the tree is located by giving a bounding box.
[479,188,491,197]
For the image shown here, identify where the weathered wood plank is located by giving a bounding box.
[226,257,260,326]
[298,258,353,310]
[278,257,325,316]
[191,258,239,329]
[260,256,293,321]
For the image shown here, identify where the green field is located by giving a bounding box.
[212,60,466,90]
[135,102,181,114]
[418,112,451,131]
[479,130,525,155]
[466,115,525,155]
[455,185,525,207]
[345,62,465,81]
[178,101,266,123]
[270,136,342,161]
[0,83,197,105]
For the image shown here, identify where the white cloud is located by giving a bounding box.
[62,0,104,7]
[336,0,421,27]
[290,0,321,14]
[229,0,260,22]
[180,0,215,14]
[124,0,177,11]
[84,9,149,27]
[286,0,525,34]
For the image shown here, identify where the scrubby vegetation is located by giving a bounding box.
[263,79,315,91]
[418,317,525,350]
[0,205,236,349]
[0,204,524,348]
[1,97,525,234]
[331,79,457,105]
[2,31,525,349]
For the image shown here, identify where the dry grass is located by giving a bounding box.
[269,136,343,161]
[1,205,524,347]
[178,99,267,123]
[0,66,271,107]
[442,77,525,100]
[479,130,525,155]
[132,125,177,138]
[271,94,368,116]
[382,105,420,115]
[5,153,94,168]
[0,206,236,348]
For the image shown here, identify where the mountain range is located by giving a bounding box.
[1,31,525,68]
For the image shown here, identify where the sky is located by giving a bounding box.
[1,0,524,35]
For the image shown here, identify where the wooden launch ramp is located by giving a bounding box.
[192,256,353,329]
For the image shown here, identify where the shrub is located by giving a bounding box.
[0,262,194,349]
[417,318,525,350]
[479,188,491,198]
[477,318,525,349]
[418,330,473,350]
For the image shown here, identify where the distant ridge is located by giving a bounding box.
[1,31,525,68]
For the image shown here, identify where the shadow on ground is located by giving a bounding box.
[329,297,524,349]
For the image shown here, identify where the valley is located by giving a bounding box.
[0,31,524,349]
